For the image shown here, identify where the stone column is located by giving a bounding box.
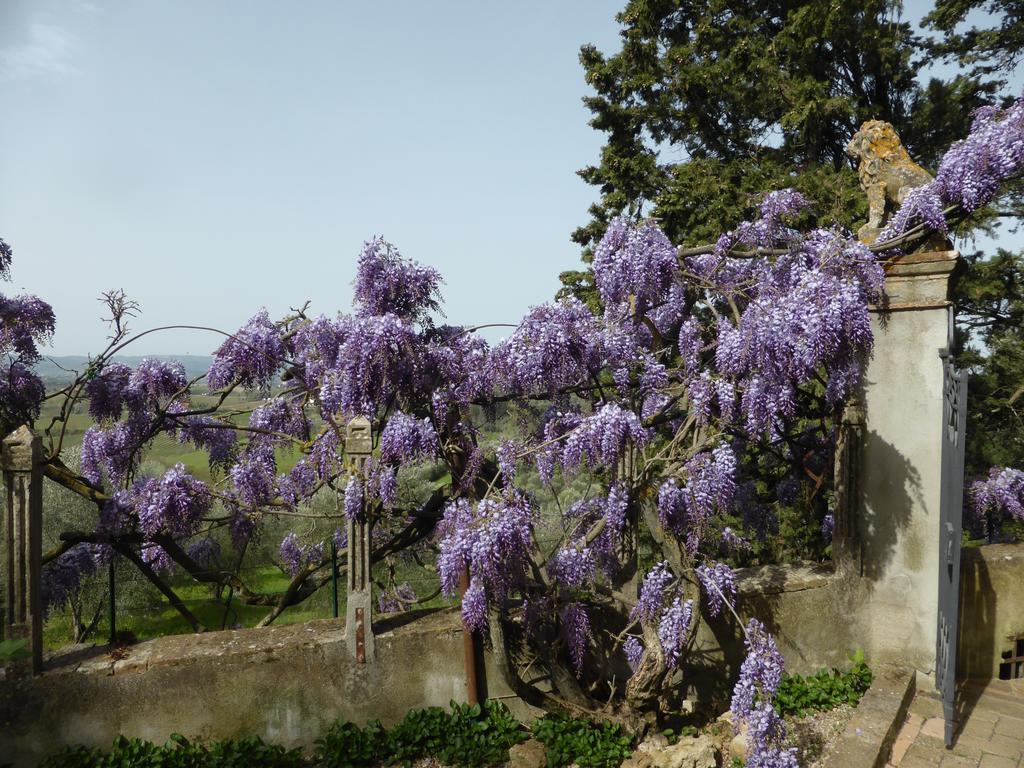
[854,249,961,672]
[344,417,375,663]
[2,425,44,676]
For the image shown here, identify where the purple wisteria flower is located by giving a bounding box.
[970,467,1024,521]
[343,475,363,520]
[140,543,175,573]
[186,537,221,567]
[631,561,674,622]
[85,363,133,421]
[935,99,1024,212]
[696,562,737,618]
[82,409,160,487]
[249,396,308,441]
[379,412,438,464]
[229,444,277,507]
[534,408,582,484]
[314,313,418,418]
[0,237,11,277]
[731,618,798,767]
[461,577,488,633]
[490,299,606,396]
[279,532,324,577]
[277,458,318,509]
[133,464,212,538]
[175,415,238,469]
[968,467,1024,539]
[657,479,688,536]
[592,217,679,316]
[561,602,593,674]
[548,540,597,589]
[714,189,809,257]
[333,527,348,550]
[878,97,1024,243]
[126,358,187,407]
[0,362,47,427]
[378,582,418,613]
[657,597,694,668]
[0,294,55,358]
[731,617,785,719]
[496,439,519,482]
[437,493,534,629]
[721,526,749,551]
[372,464,398,508]
[353,237,442,322]
[601,482,630,542]
[680,444,737,550]
[624,636,644,670]
[0,240,54,428]
[561,403,649,473]
[208,309,285,390]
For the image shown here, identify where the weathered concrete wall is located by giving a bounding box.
[959,542,1024,680]
[1,565,856,767]
[856,305,948,672]
[686,563,863,703]
[851,250,960,674]
[0,610,525,768]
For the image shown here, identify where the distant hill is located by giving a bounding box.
[35,355,214,390]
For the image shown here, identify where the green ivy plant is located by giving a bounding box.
[315,700,525,768]
[315,720,387,768]
[531,714,634,768]
[773,650,873,717]
[38,702,643,768]
[40,734,305,768]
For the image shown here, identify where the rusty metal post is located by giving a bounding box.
[345,417,375,663]
[2,426,44,675]
[459,565,479,705]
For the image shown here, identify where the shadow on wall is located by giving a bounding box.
[686,606,746,709]
[859,429,923,583]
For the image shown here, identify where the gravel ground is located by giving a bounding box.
[786,704,856,767]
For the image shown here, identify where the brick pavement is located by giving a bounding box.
[888,679,1024,767]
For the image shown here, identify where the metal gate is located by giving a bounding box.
[937,350,967,747]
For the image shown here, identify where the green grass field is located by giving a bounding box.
[33,390,539,652]
[44,557,452,648]
[36,391,306,483]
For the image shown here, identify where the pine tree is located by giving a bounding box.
[563,0,1022,475]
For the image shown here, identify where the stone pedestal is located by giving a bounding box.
[853,249,961,672]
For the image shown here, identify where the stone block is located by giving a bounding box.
[509,738,547,768]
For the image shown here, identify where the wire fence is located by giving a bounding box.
[42,548,448,650]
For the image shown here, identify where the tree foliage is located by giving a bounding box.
[562,0,995,271]
[4,6,1024,764]
[564,0,1024,493]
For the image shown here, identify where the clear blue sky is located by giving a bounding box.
[0,1,1018,356]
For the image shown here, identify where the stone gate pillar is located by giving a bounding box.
[853,249,962,672]
[344,417,375,663]
[1,425,44,676]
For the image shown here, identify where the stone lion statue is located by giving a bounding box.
[845,120,933,242]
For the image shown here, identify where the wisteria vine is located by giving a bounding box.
[5,91,1024,762]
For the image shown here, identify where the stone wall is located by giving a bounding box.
[0,611,524,768]
[2,548,1017,767]
[1,565,854,768]
[959,542,1024,680]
